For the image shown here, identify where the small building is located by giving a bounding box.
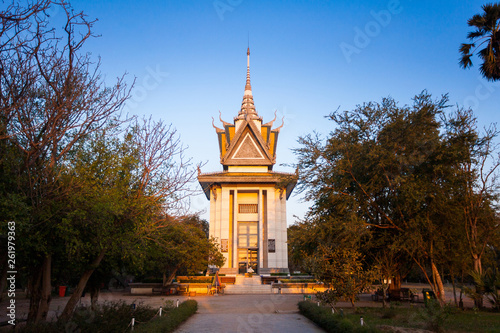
[198,48,297,275]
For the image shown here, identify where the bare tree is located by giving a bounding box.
[1,1,130,322]
[58,118,199,321]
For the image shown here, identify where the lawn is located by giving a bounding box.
[299,301,500,333]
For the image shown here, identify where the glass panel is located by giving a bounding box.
[238,249,248,261]
[238,235,247,248]
[248,250,258,261]
[249,235,258,247]
[249,224,258,234]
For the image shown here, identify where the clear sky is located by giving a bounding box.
[67,0,499,224]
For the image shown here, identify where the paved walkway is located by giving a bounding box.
[174,294,325,333]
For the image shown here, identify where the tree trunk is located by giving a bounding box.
[451,274,458,307]
[412,256,445,306]
[27,265,42,323]
[59,248,106,322]
[471,254,484,308]
[473,255,482,275]
[389,273,401,290]
[36,254,52,322]
[90,286,100,311]
[163,268,178,287]
[431,261,446,305]
[382,286,388,308]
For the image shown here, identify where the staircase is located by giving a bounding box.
[224,275,272,294]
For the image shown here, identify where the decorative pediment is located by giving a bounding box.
[233,133,265,159]
[222,121,274,166]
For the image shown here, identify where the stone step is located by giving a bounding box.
[224,284,272,294]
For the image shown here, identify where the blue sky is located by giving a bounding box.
[68,0,499,224]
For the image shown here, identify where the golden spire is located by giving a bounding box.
[238,47,257,118]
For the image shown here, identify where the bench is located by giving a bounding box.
[389,288,419,302]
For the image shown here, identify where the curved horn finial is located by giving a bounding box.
[271,110,277,123]
[274,116,285,131]
[263,110,278,127]
[212,117,224,132]
[218,110,231,126]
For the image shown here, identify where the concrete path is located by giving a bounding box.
[174,294,325,333]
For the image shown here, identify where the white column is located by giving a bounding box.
[280,195,288,268]
[221,187,230,267]
[209,187,216,241]
[274,189,283,267]
[267,188,277,268]
[258,189,264,270]
[232,188,238,270]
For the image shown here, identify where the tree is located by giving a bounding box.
[57,118,198,321]
[1,1,130,322]
[459,3,500,81]
[130,215,225,287]
[444,109,500,276]
[293,92,499,305]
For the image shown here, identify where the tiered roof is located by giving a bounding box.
[212,47,283,170]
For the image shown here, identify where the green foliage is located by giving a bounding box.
[178,276,213,283]
[310,246,376,308]
[465,267,500,310]
[298,301,378,333]
[309,306,500,333]
[128,215,225,285]
[459,3,500,81]
[20,301,157,333]
[416,299,454,333]
[293,92,500,304]
[134,300,198,333]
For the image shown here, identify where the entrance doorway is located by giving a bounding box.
[238,222,258,274]
[238,248,258,274]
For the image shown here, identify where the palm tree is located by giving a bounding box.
[459,3,500,81]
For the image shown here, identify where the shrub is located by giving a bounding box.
[19,301,157,333]
[280,279,317,283]
[416,299,452,333]
[134,300,198,333]
[298,301,378,333]
[178,276,213,283]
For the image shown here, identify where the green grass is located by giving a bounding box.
[299,301,500,333]
[298,301,378,333]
